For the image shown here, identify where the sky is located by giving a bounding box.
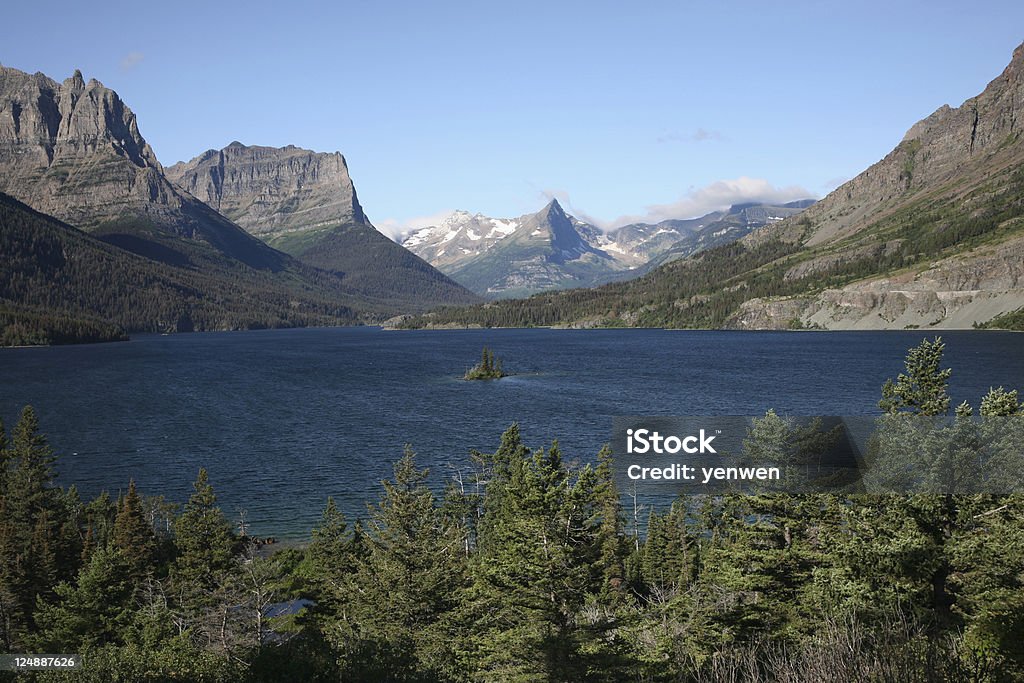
[3,1,1024,238]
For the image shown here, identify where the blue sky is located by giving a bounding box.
[4,1,1023,235]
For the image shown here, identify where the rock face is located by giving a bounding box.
[725,42,1024,330]
[755,44,1024,250]
[403,199,814,297]
[0,66,284,269]
[732,236,1024,330]
[166,143,367,239]
[166,142,480,306]
[0,65,477,313]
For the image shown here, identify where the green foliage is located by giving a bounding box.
[978,307,1024,330]
[464,346,506,380]
[0,192,368,345]
[170,468,235,610]
[337,446,467,680]
[33,547,135,651]
[880,336,952,416]
[111,480,159,580]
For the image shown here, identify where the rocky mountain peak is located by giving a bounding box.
[66,69,84,90]
[542,198,567,218]
[166,142,369,238]
[0,65,175,228]
[761,41,1024,249]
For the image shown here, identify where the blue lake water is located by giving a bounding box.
[1,327,1022,538]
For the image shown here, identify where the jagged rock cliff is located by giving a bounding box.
[755,43,1024,250]
[0,66,286,269]
[166,142,367,238]
[0,65,477,314]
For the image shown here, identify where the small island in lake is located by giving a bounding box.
[464,346,507,380]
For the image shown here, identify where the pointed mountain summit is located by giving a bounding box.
[403,200,626,297]
[0,66,284,270]
[166,142,479,306]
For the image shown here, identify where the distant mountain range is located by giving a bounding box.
[399,42,1024,330]
[402,199,814,297]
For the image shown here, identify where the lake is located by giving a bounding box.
[2,327,1022,538]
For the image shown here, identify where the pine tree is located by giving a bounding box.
[879,336,951,416]
[171,469,234,610]
[465,430,597,680]
[0,406,66,644]
[306,497,362,617]
[33,546,135,651]
[112,480,158,580]
[345,446,467,681]
[591,445,627,602]
[0,415,9,492]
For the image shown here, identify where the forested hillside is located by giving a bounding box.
[0,192,360,345]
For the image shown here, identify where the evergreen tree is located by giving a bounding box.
[112,480,159,580]
[345,446,466,681]
[81,490,118,565]
[879,336,952,416]
[171,468,235,610]
[465,431,597,680]
[0,406,66,644]
[591,445,628,603]
[305,497,363,619]
[33,546,134,652]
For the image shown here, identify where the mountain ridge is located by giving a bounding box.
[0,66,479,327]
[403,198,814,296]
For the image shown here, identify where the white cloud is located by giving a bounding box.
[822,176,851,191]
[119,51,145,71]
[539,188,572,205]
[657,128,725,144]
[602,177,815,229]
[375,209,456,242]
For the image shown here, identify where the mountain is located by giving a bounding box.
[0,66,286,271]
[397,43,1024,330]
[609,200,815,274]
[640,201,814,269]
[0,191,363,344]
[403,199,813,297]
[403,199,628,297]
[165,142,478,306]
[0,66,477,320]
